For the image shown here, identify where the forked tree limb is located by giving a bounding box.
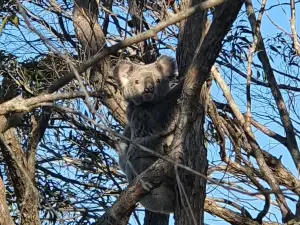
[245,0,300,176]
[212,62,294,221]
[94,1,243,225]
[48,0,228,94]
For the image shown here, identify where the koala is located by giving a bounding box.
[114,55,180,213]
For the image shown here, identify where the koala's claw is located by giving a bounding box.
[142,181,152,191]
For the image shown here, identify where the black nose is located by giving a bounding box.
[144,86,153,92]
[144,77,154,92]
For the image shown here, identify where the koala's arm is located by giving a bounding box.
[118,124,131,173]
[119,124,131,154]
[118,102,133,155]
[123,124,131,139]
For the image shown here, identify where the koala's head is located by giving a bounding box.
[114,56,177,105]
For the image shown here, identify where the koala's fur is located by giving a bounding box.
[114,56,180,213]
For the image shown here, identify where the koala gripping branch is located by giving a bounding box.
[95,1,242,225]
[173,2,244,225]
[47,0,228,93]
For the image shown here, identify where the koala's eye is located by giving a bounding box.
[156,79,161,83]
[135,80,140,84]
[157,64,163,72]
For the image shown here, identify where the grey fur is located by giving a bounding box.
[114,56,179,213]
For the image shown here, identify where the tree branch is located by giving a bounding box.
[48,0,229,94]
[0,177,14,225]
[290,0,300,55]
[246,0,300,176]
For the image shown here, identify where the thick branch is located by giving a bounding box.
[0,91,103,115]
[0,76,40,225]
[49,0,229,94]
[173,1,243,225]
[0,177,14,225]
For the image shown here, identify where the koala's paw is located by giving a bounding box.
[140,184,175,213]
[141,181,152,191]
[117,137,129,154]
[119,141,129,152]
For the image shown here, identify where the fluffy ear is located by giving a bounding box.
[113,61,134,86]
[156,55,177,78]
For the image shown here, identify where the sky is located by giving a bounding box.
[0,0,300,224]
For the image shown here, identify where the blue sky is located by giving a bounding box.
[0,0,300,224]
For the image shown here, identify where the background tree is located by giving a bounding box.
[0,0,299,225]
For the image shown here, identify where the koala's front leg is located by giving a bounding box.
[118,125,131,173]
[132,133,174,157]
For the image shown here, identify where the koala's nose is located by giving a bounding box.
[144,77,154,92]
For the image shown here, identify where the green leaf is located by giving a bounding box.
[0,16,9,33]
[270,45,281,55]
[9,15,19,27]
[0,15,19,34]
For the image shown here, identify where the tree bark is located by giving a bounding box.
[174,1,244,225]
[0,76,40,225]
[0,177,14,225]
[174,1,207,224]
[176,0,207,76]
[73,0,127,125]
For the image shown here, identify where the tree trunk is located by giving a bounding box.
[176,0,207,77]
[0,177,14,225]
[174,1,243,225]
[174,1,207,224]
[0,76,40,225]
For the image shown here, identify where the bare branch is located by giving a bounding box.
[245,0,267,131]
[0,91,102,115]
[246,0,300,176]
[290,0,300,55]
[48,0,229,94]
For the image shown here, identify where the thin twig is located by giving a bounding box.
[47,0,228,93]
[48,103,293,198]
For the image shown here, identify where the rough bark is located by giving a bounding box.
[173,1,243,225]
[0,177,14,225]
[246,0,300,175]
[0,76,40,225]
[73,0,127,125]
[174,0,207,224]
[176,0,207,76]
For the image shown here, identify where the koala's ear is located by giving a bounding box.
[156,55,177,78]
[113,61,134,86]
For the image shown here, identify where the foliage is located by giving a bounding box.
[0,1,299,225]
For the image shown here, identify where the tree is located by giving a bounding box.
[0,0,299,225]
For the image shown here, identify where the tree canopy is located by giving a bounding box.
[0,0,300,225]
